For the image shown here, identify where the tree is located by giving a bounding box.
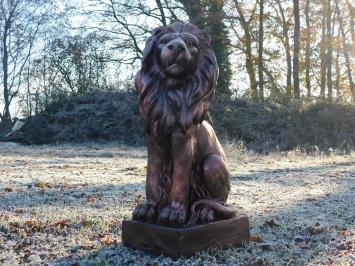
[326,0,333,101]
[293,0,300,99]
[233,0,258,101]
[86,0,181,68]
[178,0,203,27]
[0,0,52,125]
[178,0,232,99]
[273,0,293,100]
[349,1,354,54]
[304,0,311,97]
[205,1,232,99]
[320,6,327,100]
[335,0,355,102]
[258,0,264,101]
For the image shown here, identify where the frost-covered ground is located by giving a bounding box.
[0,143,354,265]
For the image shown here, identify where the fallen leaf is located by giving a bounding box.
[54,219,69,227]
[4,187,13,192]
[250,235,262,242]
[81,218,94,227]
[36,181,52,189]
[85,196,95,202]
[14,208,25,214]
[339,228,350,236]
[79,239,95,250]
[309,226,325,235]
[294,236,311,248]
[25,219,35,226]
[263,219,279,227]
[100,235,114,246]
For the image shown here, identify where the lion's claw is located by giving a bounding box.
[199,207,215,224]
[132,202,156,222]
[157,205,186,227]
[188,207,215,225]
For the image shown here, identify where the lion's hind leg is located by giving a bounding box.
[188,154,234,225]
[201,154,230,201]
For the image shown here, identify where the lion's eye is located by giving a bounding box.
[186,40,195,47]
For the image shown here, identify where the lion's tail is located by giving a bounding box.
[187,199,236,226]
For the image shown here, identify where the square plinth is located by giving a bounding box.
[122,216,250,258]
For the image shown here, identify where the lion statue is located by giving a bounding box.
[133,21,235,227]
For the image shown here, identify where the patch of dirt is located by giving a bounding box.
[0,143,354,265]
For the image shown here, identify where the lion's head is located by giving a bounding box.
[135,21,219,137]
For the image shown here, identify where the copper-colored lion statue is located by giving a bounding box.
[133,21,235,227]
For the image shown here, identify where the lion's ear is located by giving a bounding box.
[142,26,167,62]
[201,30,211,44]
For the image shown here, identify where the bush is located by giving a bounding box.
[4,92,355,152]
[212,100,355,152]
[7,90,144,145]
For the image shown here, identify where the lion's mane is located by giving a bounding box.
[135,22,219,137]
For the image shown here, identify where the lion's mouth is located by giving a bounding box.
[167,63,184,71]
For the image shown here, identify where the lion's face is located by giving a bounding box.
[136,21,218,136]
[156,32,200,77]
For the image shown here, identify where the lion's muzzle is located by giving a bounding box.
[161,37,193,76]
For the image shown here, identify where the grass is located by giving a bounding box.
[0,142,354,265]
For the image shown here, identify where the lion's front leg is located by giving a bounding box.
[157,130,194,227]
[133,134,162,222]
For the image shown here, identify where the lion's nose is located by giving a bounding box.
[167,42,185,54]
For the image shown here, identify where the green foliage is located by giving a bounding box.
[204,1,232,99]
[178,0,232,100]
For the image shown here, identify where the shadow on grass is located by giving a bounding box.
[0,147,147,159]
[50,182,354,265]
[0,182,143,210]
[231,161,354,183]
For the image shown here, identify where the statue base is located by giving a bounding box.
[122,216,250,258]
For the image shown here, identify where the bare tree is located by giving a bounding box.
[273,0,293,100]
[258,0,264,101]
[320,6,327,100]
[335,0,355,102]
[326,0,333,101]
[0,0,52,125]
[86,0,183,68]
[348,1,354,55]
[304,0,311,98]
[293,0,300,99]
[334,27,341,100]
[233,0,258,101]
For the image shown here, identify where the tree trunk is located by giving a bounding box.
[320,10,327,100]
[155,0,167,26]
[335,35,340,100]
[293,0,300,99]
[258,0,264,101]
[234,0,258,101]
[178,0,203,28]
[2,18,12,126]
[335,0,355,102]
[276,0,292,101]
[305,0,312,98]
[326,0,333,102]
[349,1,355,55]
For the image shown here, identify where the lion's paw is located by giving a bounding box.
[157,204,186,227]
[188,207,215,225]
[132,202,157,222]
